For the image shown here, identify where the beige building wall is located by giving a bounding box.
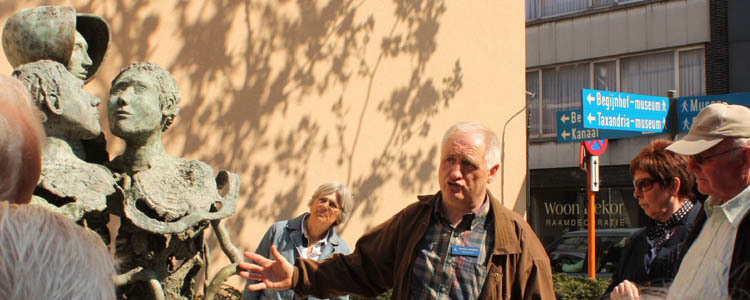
[0,0,527,290]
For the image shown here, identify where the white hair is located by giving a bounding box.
[442,121,500,170]
[308,181,353,225]
[0,74,44,203]
[0,115,23,201]
[0,202,117,299]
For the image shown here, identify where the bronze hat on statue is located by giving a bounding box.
[1,6,110,82]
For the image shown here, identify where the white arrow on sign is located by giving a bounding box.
[587,113,596,124]
[560,114,570,124]
[589,156,600,192]
[587,93,595,104]
[561,130,570,139]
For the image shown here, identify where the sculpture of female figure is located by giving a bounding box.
[12,60,116,230]
[107,62,238,300]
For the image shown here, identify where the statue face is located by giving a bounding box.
[67,31,93,81]
[60,71,102,139]
[108,71,162,139]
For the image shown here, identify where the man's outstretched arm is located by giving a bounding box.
[238,245,294,291]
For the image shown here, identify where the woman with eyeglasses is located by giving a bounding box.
[603,139,702,300]
[242,182,352,300]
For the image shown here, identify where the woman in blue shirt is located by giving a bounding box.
[242,182,352,300]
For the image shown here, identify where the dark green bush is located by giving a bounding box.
[553,273,611,300]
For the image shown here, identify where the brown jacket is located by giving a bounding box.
[291,191,555,300]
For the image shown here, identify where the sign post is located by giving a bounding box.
[582,139,606,279]
[581,89,669,132]
[676,92,750,132]
[557,110,655,143]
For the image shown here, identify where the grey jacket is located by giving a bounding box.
[242,213,350,300]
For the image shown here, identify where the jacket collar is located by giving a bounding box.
[285,213,341,248]
[418,191,521,255]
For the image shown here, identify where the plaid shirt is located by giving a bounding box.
[410,194,495,299]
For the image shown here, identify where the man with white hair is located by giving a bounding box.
[0,74,44,204]
[238,121,554,299]
[0,202,117,300]
[664,103,750,299]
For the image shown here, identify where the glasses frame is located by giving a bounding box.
[691,146,744,165]
[633,177,659,193]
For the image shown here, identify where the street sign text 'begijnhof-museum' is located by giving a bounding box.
[581,89,669,132]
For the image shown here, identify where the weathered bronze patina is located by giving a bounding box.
[4,7,242,300]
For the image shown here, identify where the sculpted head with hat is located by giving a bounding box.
[1,6,110,82]
[666,103,750,204]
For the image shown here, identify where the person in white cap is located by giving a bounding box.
[661,103,750,299]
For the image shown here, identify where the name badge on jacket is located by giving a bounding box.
[450,245,480,257]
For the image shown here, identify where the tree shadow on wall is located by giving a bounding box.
[67,0,461,242]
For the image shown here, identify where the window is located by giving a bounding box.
[527,47,705,138]
[679,48,705,97]
[594,61,616,91]
[526,0,642,21]
[621,51,674,95]
[541,64,589,135]
[527,71,541,135]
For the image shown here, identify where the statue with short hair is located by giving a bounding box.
[108,62,240,300]
[12,60,116,229]
[2,5,112,164]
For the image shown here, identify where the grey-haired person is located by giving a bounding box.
[242,182,352,300]
[662,103,750,299]
[238,122,554,300]
[0,202,117,300]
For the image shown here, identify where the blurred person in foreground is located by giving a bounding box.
[0,202,117,299]
[238,121,554,300]
[604,139,702,300]
[242,182,353,300]
[0,74,44,204]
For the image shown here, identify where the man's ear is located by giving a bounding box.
[486,164,500,184]
[43,91,63,116]
[740,146,750,177]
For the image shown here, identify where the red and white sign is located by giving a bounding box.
[583,139,608,156]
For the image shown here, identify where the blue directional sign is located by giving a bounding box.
[556,109,657,143]
[676,92,750,133]
[581,89,669,132]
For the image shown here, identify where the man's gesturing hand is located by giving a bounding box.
[238,245,294,291]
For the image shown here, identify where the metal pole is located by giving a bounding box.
[587,157,597,279]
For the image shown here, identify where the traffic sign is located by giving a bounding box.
[676,92,750,132]
[556,109,658,143]
[583,139,607,156]
[581,89,669,132]
[589,155,600,191]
